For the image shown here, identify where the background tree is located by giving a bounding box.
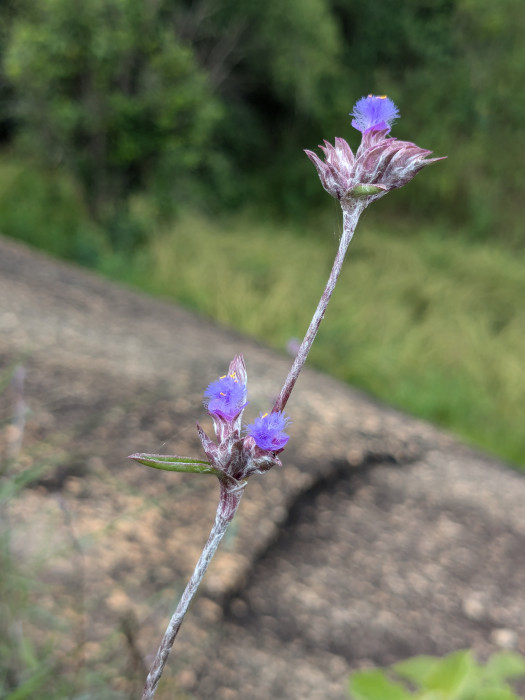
[2,0,524,247]
[4,0,222,246]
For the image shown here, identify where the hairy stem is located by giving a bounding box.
[141,478,246,700]
[141,200,363,697]
[273,202,365,413]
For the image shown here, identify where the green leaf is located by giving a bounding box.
[349,669,412,700]
[354,651,525,700]
[128,453,219,476]
[423,650,475,695]
[483,651,525,683]
[476,690,521,700]
[393,655,441,686]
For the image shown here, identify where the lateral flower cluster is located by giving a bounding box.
[129,355,290,488]
[200,355,290,481]
[305,94,445,206]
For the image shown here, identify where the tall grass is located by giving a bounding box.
[102,211,525,468]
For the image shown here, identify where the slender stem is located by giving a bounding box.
[141,200,363,697]
[273,202,365,413]
[141,478,246,700]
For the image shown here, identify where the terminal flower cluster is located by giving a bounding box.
[305,94,445,206]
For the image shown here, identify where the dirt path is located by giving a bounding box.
[1,235,524,699]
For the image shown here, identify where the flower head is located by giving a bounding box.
[305,95,445,205]
[246,411,290,452]
[204,372,247,422]
[350,94,399,134]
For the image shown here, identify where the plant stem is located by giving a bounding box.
[141,200,363,697]
[141,478,246,700]
[273,202,365,413]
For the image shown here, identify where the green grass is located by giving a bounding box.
[0,155,109,267]
[99,210,525,469]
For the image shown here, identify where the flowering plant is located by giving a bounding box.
[130,94,444,700]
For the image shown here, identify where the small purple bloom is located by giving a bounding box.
[351,94,399,134]
[204,373,247,421]
[246,411,290,452]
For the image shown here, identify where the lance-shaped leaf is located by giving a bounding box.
[128,453,220,476]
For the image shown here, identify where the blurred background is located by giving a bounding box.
[0,0,523,466]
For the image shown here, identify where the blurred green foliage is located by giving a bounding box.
[348,649,525,699]
[0,0,524,247]
[0,156,106,265]
[3,0,222,241]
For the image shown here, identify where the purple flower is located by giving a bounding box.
[246,411,290,452]
[350,94,399,134]
[204,373,247,421]
[305,95,445,205]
